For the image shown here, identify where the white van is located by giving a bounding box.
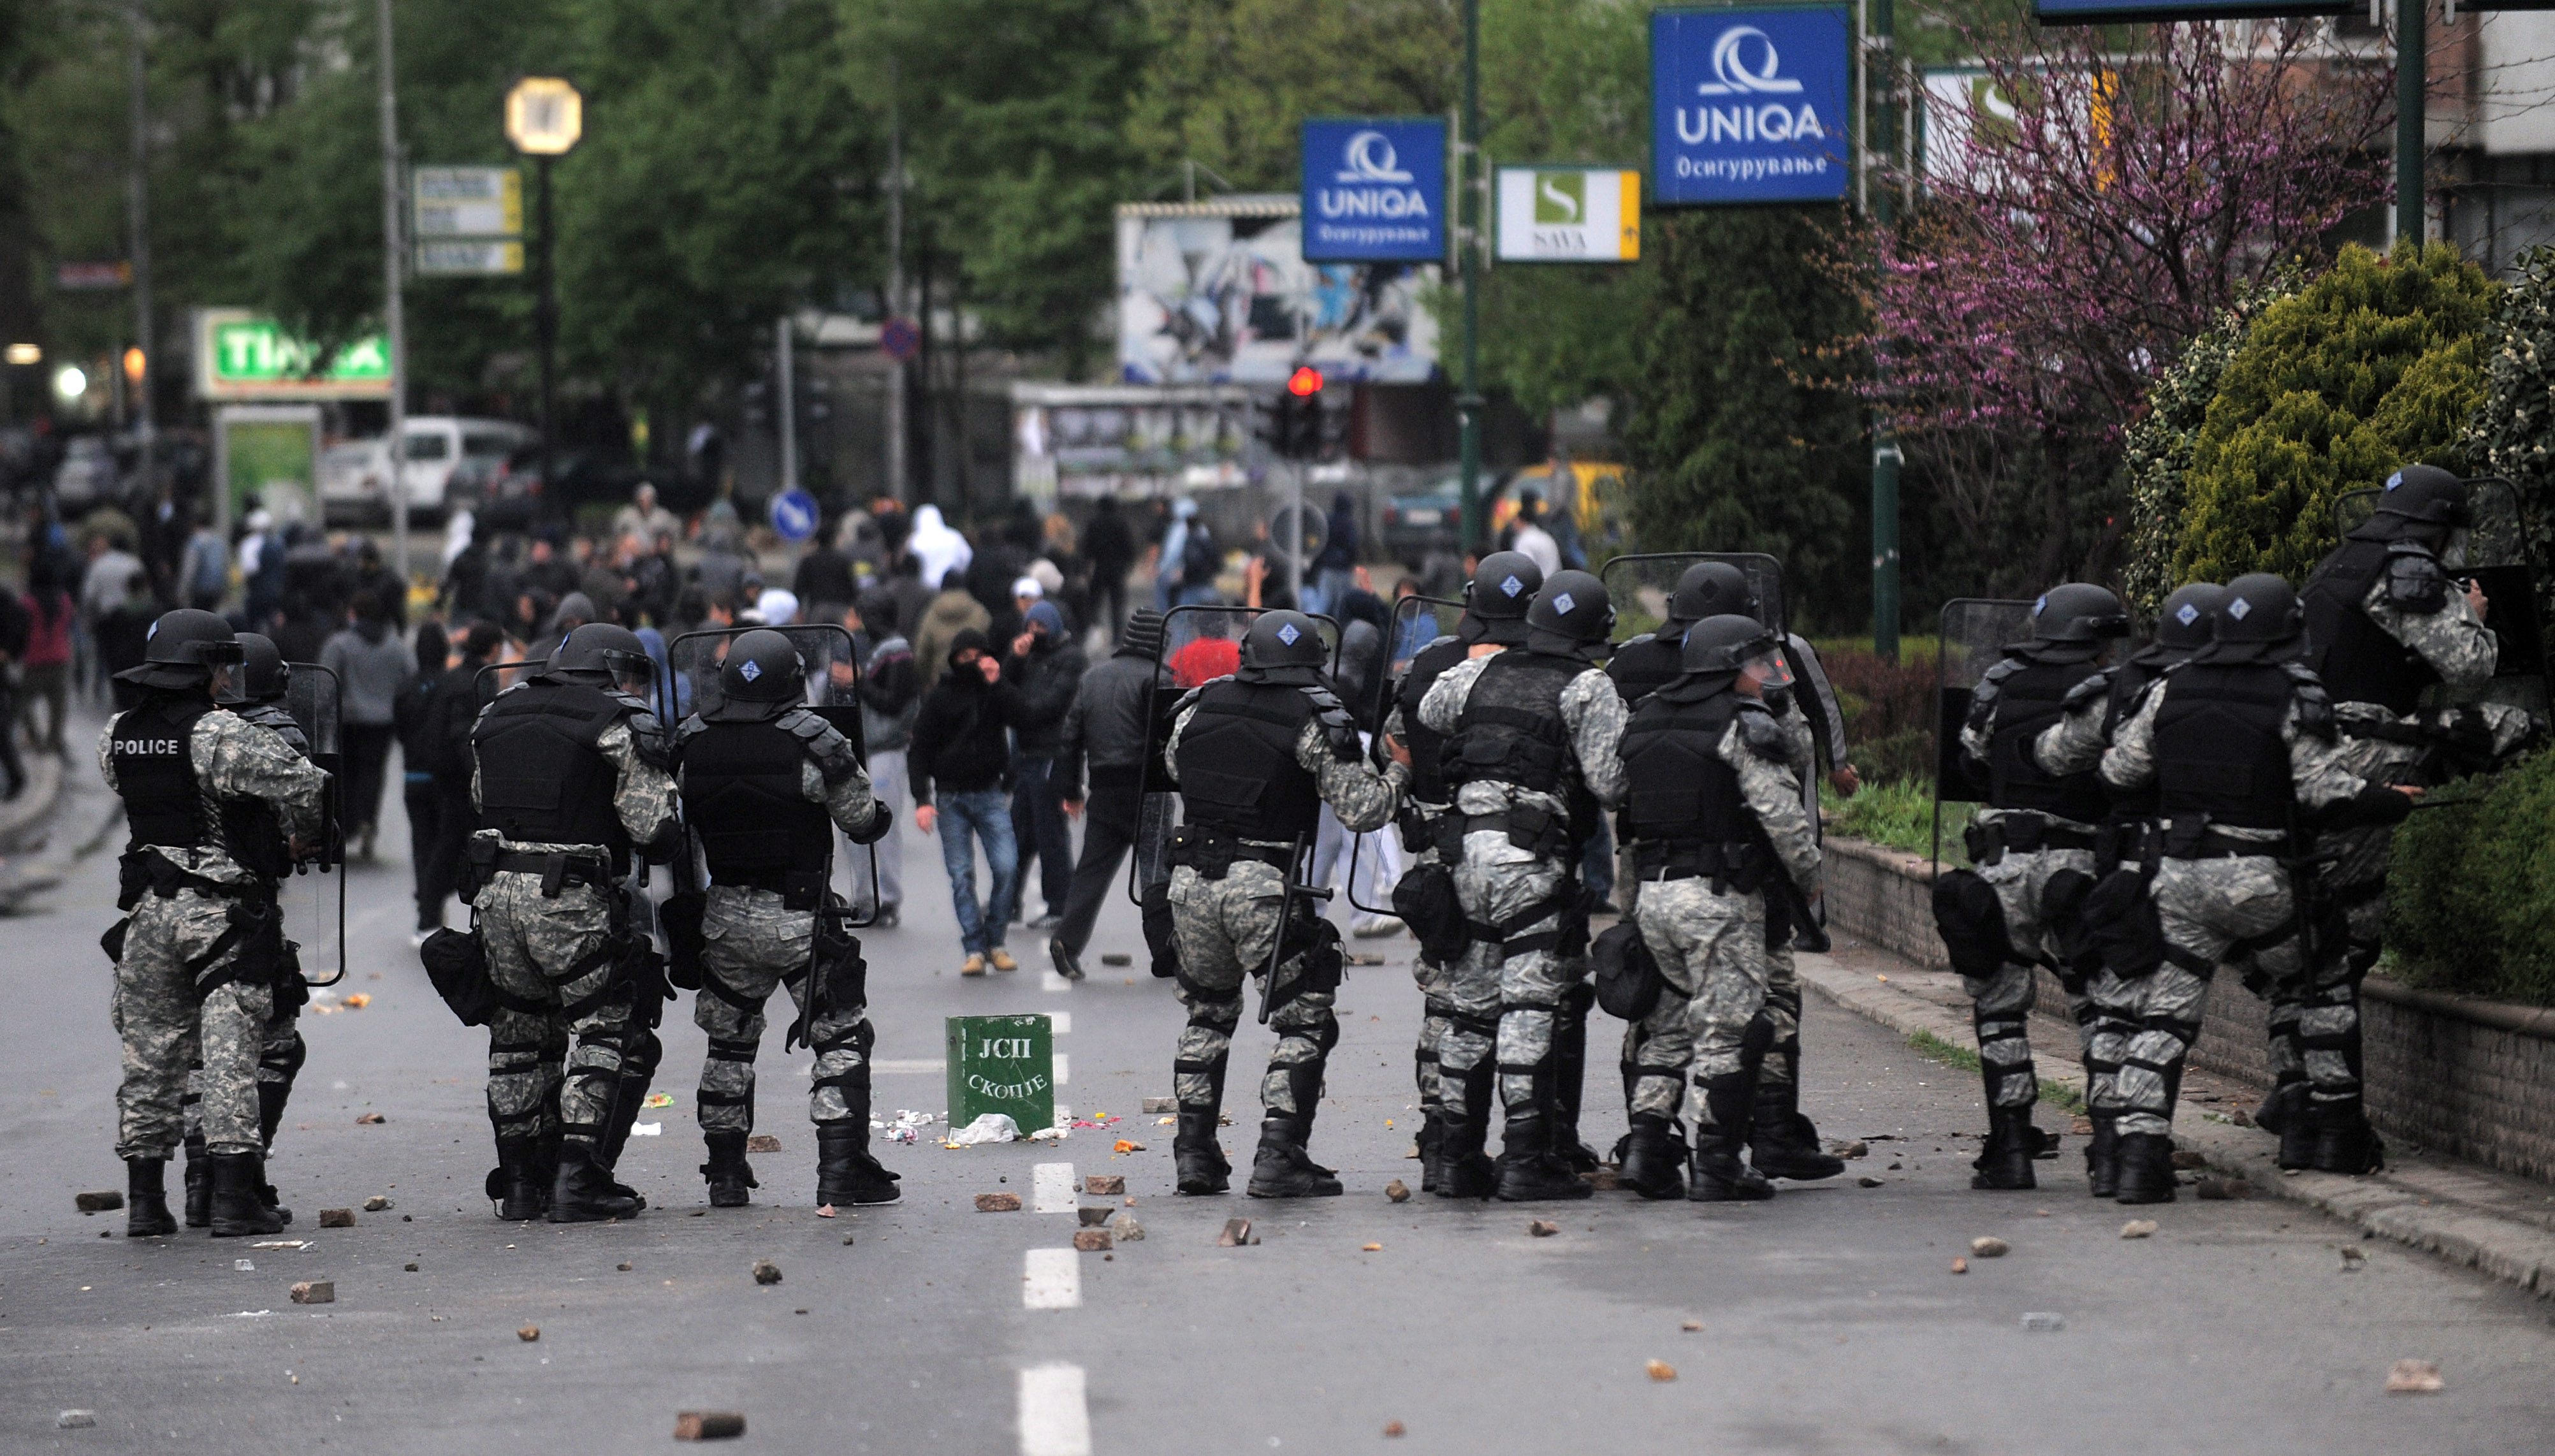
[318,416,535,523]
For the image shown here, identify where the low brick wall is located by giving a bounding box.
[1819,833,2555,1186]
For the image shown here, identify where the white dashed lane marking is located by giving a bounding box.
[1018,1362,1093,1455]
[1021,1248,1082,1311]
[1032,1162,1078,1212]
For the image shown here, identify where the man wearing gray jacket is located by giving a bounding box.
[1050,609,1171,980]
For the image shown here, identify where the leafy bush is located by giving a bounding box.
[2385,753,2555,1007]
[2171,242,2496,588]
[2461,244,2555,625]
[1823,776,1973,864]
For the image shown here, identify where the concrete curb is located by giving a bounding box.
[1797,950,2555,1299]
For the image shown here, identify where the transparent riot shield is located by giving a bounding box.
[667,625,876,925]
[1933,599,2037,868]
[280,663,345,987]
[1127,604,1342,905]
[2334,477,2549,722]
[1600,551,1787,642]
[1342,592,1464,917]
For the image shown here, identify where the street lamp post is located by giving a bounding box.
[377,0,409,586]
[506,76,583,511]
[1457,0,1484,557]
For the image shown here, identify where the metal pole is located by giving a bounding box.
[377,0,409,586]
[1457,0,1483,557]
[127,3,154,497]
[1868,0,1900,661]
[883,54,907,506]
[2398,0,2425,245]
[536,154,557,511]
[1286,460,1304,606]
[776,314,799,495]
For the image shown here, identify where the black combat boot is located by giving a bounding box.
[1247,1115,1343,1198]
[182,1133,212,1228]
[1748,1078,1845,1181]
[1689,1074,1777,1202]
[126,1158,177,1237]
[492,1137,548,1221]
[2112,1131,2178,1204]
[1429,1060,1499,1200]
[2083,1111,2121,1199]
[207,1152,288,1237]
[1415,1108,1445,1195]
[1617,1113,1688,1200]
[1970,1102,2041,1191]
[2257,1081,2314,1169]
[701,1130,757,1208]
[1550,987,1601,1174]
[1493,1067,1594,1204]
[2307,1099,2385,1176]
[594,1051,657,1209]
[815,1121,902,1206]
[548,1140,644,1223]
[1174,1107,1231,1195]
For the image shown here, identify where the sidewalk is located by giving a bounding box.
[1798,928,2555,1298]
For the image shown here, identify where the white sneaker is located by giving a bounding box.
[1351,915,1402,939]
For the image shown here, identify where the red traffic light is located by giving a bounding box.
[1286,365,1324,398]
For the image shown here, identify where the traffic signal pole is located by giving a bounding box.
[1867,0,1901,662]
[2398,0,2424,245]
[1457,0,1483,557]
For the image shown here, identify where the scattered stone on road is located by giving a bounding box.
[617,1262,633,1271]
[56,1411,94,1429]
[1951,1258,1969,1274]
[746,1135,782,1153]
[1102,954,1134,968]
[1857,1176,1884,1188]
[1218,1218,1256,1247]
[2386,1359,2443,1395]
[1085,1174,1125,1196]
[1383,1420,1406,1438]
[404,1263,418,1272]
[1109,1213,1144,1242]
[1529,1221,1560,1238]
[517,1325,540,1342]
[2121,1219,2158,1240]
[2171,1149,2208,1170]
[1970,1237,2009,1258]
[289,1281,334,1305]
[752,1260,782,1285]
[1646,1360,1677,1381]
[317,1209,355,1228]
[1362,1242,1383,1251]
[675,1411,747,1440]
[1140,1096,1176,1113]
[363,1195,391,1211]
[975,1193,1021,1212]
[2341,1247,2368,1272]
[2021,1313,2065,1332]
[1074,1230,1113,1252]
[1077,1207,1111,1227]
[1680,1321,1701,1332]
[355,1114,384,1125]
[2196,1177,2253,1201]
[73,1191,122,1212]
[1828,1140,1868,1159]
[1384,1179,1410,1203]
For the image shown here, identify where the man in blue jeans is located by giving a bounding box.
[910,630,1026,975]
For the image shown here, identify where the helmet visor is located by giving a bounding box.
[1741,648,1794,690]
[600,648,656,697]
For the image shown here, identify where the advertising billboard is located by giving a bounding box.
[1300,118,1448,263]
[1652,5,1853,207]
[1496,168,1643,262]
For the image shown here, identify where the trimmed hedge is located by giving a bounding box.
[2462,243,2555,625]
[2171,243,2494,588]
[2385,753,2555,1007]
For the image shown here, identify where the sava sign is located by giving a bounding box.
[1300,118,1447,263]
[1652,5,1852,206]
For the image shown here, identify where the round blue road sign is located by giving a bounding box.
[769,487,820,542]
[881,317,921,363]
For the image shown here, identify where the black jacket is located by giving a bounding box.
[1005,636,1089,758]
[910,673,1027,804]
[1061,648,1168,799]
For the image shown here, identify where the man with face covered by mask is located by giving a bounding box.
[1379,550,1539,1191]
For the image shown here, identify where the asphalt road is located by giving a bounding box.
[5,732,2554,1455]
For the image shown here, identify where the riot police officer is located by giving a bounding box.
[1933,584,2129,1190]
[1617,616,1823,1202]
[1163,609,1404,1198]
[1418,569,1627,1202]
[1606,561,1757,708]
[2099,575,2420,1195]
[180,633,317,1227]
[1381,550,1540,1191]
[2030,582,2225,1195]
[470,622,681,1222]
[99,610,329,1237]
[673,629,898,1209]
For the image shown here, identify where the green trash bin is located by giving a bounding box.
[945,1014,1057,1133]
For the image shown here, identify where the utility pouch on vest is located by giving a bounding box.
[101,915,130,966]
[1391,860,1469,966]
[660,891,706,991]
[1141,878,1181,979]
[1961,821,1997,866]
[460,833,497,901]
[2039,868,2097,989]
[2079,868,2167,979]
[1264,915,1344,1019]
[1591,920,1663,1021]
[817,908,866,1015]
[116,851,150,912]
[619,933,671,1031]
[194,896,283,1001]
[419,924,500,1026]
[2000,815,2047,854]
[2161,815,2210,859]
[1169,824,1238,878]
[782,869,828,914]
[1930,868,2014,980]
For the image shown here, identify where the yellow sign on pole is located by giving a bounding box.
[505,76,583,156]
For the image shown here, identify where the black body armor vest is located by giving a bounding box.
[1620,689,1754,848]
[471,680,630,863]
[1176,678,1320,841]
[238,701,310,757]
[1446,651,1583,797]
[111,695,288,877]
[1394,636,1466,806]
[1605,633,1682,709]
[2303,538,2438,714]
[1985,658,2110,825]
[680,718,833,889]
[2154,663,2296,831]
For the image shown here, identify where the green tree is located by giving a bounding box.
[2463,242,2555,624]
[1622,208,1867,631]
[2173,243,2495,588]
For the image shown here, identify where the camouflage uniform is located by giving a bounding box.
[1953,711,2099,1114]
[1416,657,1627,1155]
[98,709,326,1161]
[472,717,679,1168]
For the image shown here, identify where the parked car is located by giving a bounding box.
[51,435,117,511]
[1379,469,1515,567]
[317,416,535,523]
[475,446,649,531]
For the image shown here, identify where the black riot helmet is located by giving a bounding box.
[547,622,655,695]
[237,633,291,703]
[117,608,245,692]
[2029,583,2132,646]
[2355,463,2472,548]
[1466,551,1544,620]
[2201,572,2304,662]
[1680,613,1780,676]
[2141,582,2228,662]
[719,629,806,707]
[1525,569,1615,663]
[1669,562,1757,626]
[1238,609,1327,685]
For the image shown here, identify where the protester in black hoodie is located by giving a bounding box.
[910,629,1028,975]
[1046,608,1168,980]
[1003,599,1089,929]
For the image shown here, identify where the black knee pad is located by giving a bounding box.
[620,1026,664,1080]
[1932,869,2016,979]
[1740,1010,1778,1064]
[261,1031,307,1078]
[2040,866,2096,968]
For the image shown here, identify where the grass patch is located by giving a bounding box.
[1823,777,1972,864]
[1904,1030,2085,1113]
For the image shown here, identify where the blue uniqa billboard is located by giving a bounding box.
[1652,5,1853,207]
[1300,118,1448,263]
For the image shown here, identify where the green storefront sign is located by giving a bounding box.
[945,1015,1056,1133]
[194,307,391,400]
